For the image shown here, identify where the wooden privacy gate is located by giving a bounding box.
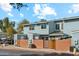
[43,40,49,48]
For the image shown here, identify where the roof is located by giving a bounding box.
[53,16,79,22]
[24,16,79,27]
[24,21,48,26]
[50,31,72,38]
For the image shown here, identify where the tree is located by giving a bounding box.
[0,20,3,30]
[6,26,16,39]
[1,17,16,40]
[17,19,29,33]
[10,3,28,11]
[3,17,10,28]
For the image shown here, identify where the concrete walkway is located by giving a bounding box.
[0,45,78,56]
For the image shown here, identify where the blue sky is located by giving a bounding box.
[0,3,79,24]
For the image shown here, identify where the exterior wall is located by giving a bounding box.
[23,24,49,46]
[63,21,79,46]
[16,39,28,48]
[48,40,55,49]
[16,38,71,51]
[71,32,79,48]
[33,40,43,48]
[49,21,56,33]
[55,39,71,51]
[32,39,71,51]
[24,26,29,34]
[16,40,20,47]
[63,21,79,35]
[23,24,49,35]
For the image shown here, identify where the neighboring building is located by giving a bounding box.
[53,16,79,49]
[23,16,79,49]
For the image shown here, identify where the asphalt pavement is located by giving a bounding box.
[0,45,76,56]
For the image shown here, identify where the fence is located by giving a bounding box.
[15,38,71,51]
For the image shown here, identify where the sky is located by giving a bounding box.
[0,3,79,24]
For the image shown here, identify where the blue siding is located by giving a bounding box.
[49,21,56,33]
[23,24,49,35]
[63,21,79,47]
[63,21,79,34]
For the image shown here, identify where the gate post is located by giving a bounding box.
[14,34,17,47]
[27,32,33,48]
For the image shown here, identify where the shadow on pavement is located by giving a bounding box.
[20,53,74,56]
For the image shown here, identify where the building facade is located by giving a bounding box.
[23,16,79,49]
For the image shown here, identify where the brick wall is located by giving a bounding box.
[55,39,71,51]
[16,39,28,48]
[33,39,43,48]
[48,40,55,49]
[16,38,71,51]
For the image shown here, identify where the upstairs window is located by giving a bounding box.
[56,24,60,30]
[29,25,34,30]
[61,23,63,30]
[41,24,46,29]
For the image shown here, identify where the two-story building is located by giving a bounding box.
[23,16,79,49]
[50,16,79,49]
[23,20,54,40]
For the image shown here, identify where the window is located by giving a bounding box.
[29,25,34,30]
[41,24,46,29]
[17,35,28,40]
[56,24,60,30]
[61,23,63,30]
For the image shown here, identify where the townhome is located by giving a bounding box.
[15,16,79,51]
[22,19,71,50]
[53,16,79,49]
[23,18,71,41]
[23,20,55,40]
[23,20,54,48]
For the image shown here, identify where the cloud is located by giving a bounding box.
[34,4,41,15]
[0,3,12,12]
[37,16,45,19]
[0,3,13,17]
[33,4,57,19]
[8,13,13,17]
[68,4,79,14]
[41,6,57,16]
[20,13,24,17]
[68,10,72,14]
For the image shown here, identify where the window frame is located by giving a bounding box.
[41,23,47,29]
[56,23,60,30]
[29,25,34,30]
